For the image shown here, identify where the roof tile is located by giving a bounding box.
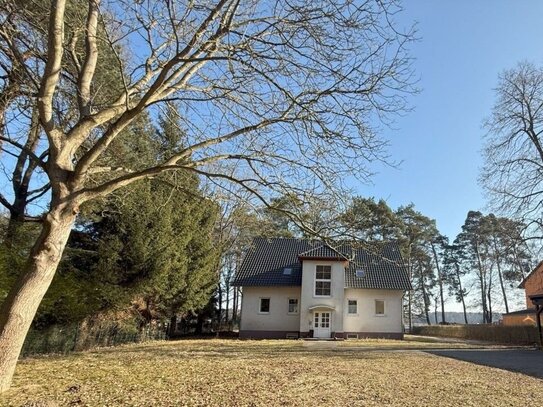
[232,237,411,290]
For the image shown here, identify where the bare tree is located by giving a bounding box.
[0,0,414,390]
[481,62,543,240]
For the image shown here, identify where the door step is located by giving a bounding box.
[302,337,344,341]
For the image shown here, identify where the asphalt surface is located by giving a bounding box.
[427,349,543,379]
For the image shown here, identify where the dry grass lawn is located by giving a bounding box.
[2,339,542,406]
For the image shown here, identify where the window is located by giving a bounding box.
[315,265,331,296]
[348,300,357,314]
[288,298,299,314]
[355,268,365,278]
[283,267,292,275]
[375,299,385,316]
[259,298,270,313]
[316,265,331,280]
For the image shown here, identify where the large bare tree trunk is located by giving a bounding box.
[0,205,76,392]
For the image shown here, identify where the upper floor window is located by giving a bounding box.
[259,298,270,313]
[375,299,385,316]
[315,265,331,296]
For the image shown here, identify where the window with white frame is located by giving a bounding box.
[288,298,299,314]
[315,265,332,296]
[259,298,270,313]
[348,300,357,314]
[375,299,385,316]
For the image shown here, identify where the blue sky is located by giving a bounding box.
[360,0,543,240]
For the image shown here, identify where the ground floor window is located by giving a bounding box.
[259,298,270,313]
[288,298,299,314]
[375,299,385,315]
[348,300,357,314]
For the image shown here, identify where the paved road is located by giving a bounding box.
[427,349,543,379]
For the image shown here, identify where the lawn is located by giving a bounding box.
[2,339,542,406]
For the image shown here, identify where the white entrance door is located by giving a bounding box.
[313,311,331,338]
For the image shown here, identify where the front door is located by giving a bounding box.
[313,311,331,338]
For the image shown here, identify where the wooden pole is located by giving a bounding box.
[536,304,543,350]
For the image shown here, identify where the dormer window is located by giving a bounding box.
[315,265,332,296]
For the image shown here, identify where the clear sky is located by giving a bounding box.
[360,0,543,240]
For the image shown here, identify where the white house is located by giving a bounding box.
[232,238,411,339]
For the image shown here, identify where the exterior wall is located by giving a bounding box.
[239,286,301,337]
[238,264,406,339]
[299,260,348,335]
[524,263,543,308]
[502,312,538,326]
[343,289,404,335]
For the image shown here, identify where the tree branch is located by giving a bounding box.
[77,0,100,117]
[37,0,66,140]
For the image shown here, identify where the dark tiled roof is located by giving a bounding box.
[232,237,411,290]
[298,245,348,259]
[345,243,411,290]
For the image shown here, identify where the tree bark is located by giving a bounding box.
[217,284,222,329]
[169,315,177,338]
[455,264,469,324]
[407,253,413,332]
[492,238,509,314]
[225,280,230,328]
[419,265,431,325]
[487,277,493,323]
[474,243,489,323]
[232,287,238,326]
[0,205,76,392]
[431,243,446,324]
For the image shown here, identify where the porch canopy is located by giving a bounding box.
[308,304,335,311]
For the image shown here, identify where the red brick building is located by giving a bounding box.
[520,261,543,308]
[502,261,543,326]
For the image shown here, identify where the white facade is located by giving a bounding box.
[239,259,406,339]
[298,260,347,335]
[343,289,404,335]
[240,286,301,333]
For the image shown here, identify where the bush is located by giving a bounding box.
[412,324,541,346]
[21,320,168,356]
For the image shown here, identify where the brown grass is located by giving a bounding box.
[2,339,542,406]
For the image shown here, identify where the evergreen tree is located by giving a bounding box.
[395,204,439,327]
[341,197,404,241]
[443,238,470,324]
